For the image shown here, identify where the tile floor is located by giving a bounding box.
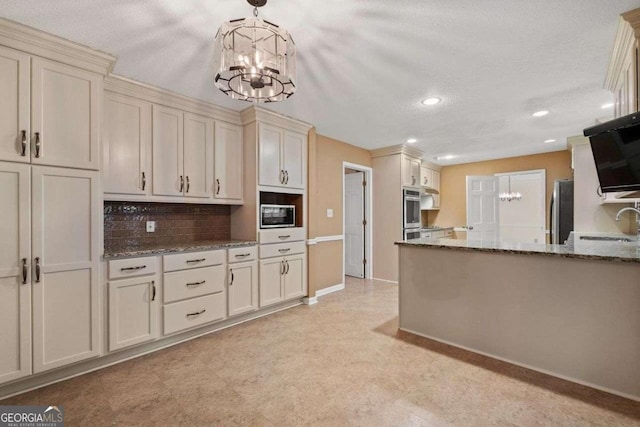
[2,277,639,426]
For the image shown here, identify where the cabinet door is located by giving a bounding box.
[259,257,284,307]
[411,160,421,187]
[0,162,31,384]
[32,167,100,373]
[258,123,283,187]
[152,105,183,197]
[103,92,151,195]
[31,58,101,170]
[183,113,213,199]
[0,47,30,163]
[283,254,306,300]
[228,261,258,317]
[420,166,432,187]
[109,276,158,351]
[282,131,306,189]
[402,156,414,187]
[432,170,441,208]
[214,122,243,200]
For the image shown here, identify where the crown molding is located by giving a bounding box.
[104,75,242,125]
[370,144,424,159]
[567,135,590,149]
[240,107,313,134]
[605,12,639,91]
[0,18,116,75]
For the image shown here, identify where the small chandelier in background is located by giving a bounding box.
[499,176,522,202]
[213,0,296,103]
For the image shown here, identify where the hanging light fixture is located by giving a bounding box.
[499,176,523,202]
[213,0,296,103]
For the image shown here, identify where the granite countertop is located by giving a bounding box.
[103,240,257,260]
[396,237,640,264]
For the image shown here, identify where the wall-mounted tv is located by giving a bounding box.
[583,112,640,193]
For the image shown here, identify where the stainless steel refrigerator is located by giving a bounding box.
[550,179,574,244]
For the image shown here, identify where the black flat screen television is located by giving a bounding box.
[583,112,640,193]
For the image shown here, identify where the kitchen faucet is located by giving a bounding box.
[615,201,640,241]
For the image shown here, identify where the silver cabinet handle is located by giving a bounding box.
[151,280,156,301]
[285,260,290,275]
[21,258,28,284]
[216,179,221,195]
[280,261,285,275]
[34,257,41,283]
[234,253,251,258]
[20,130,27,156]
[278,248,291,253]
[186,258,206,264]
[229,269,234,286]
[285,170,289,184]
[142,172,146,191]
[279,170,285,184]
[186,176,190,193]
[411,176,416,185]
[186,309,206,318]
[34,132,41,158]
[179,175,184,193]
[121,265,146,271]
[278,235,291,240]
[186,280,206,287]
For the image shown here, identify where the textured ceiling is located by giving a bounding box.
[3,0,639,164]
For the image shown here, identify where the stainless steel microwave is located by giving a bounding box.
[260,204,296,229]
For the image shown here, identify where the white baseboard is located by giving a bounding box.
[372,277,398,284]
[316,283,345,297]
[303,296,318,305]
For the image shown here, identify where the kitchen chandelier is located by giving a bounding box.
[213,0,296,103]
[499,176,523,202]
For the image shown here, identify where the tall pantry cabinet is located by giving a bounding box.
[0,19,115,384]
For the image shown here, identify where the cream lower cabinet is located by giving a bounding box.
[31,166,101,373]
[0,164,100,383]
[259,254,306,307]
[108,274,159,352]
[228,261,258,317]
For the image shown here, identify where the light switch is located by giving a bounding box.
[146,221,156,232]
[327,209,334,218]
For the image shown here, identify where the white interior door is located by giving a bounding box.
[345,172,365,278]
[0,46,30,163]
[497,171,546,244]
[0,162,31,384]
[466,176,499,242]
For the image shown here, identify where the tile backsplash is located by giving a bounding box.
[104,202,231,251]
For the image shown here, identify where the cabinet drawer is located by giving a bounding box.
[163,292,226,335]
[228,246,258,264]
[164,265,226,303]
[163,250,226,272]
[260,241,306,259]
[108,257,158,280]
[259,227,306,244]
[443,229,454,238]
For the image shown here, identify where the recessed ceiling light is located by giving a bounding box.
[435,154,455,160]
[601,103,614,109]
[532,110,549,117]
[406,138,418,144]
[422,97,441,106]
[544,139,556,143]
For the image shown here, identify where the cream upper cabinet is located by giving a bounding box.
[282,254,306,300]
[228,260,258,317]
[0,46,30,163]
[402,155,421,187]
[103,92,151,196]
[31,58,101,170]
[258,123,283,187]
[0,162,31,385]
[109,275,158,351]
[183,113,213,199]
[31,166,100,373]
[420,166,433,187]
[152,105,184,197]
[214,121,243,201]
[0,50,100,169]
[258,123,306,189]
[432,170,441,208]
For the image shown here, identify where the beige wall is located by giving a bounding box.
[307,131,372,296]
[428,151,573,235]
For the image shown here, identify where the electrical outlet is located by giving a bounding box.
[146,221,156,232]
[327,209,334,218]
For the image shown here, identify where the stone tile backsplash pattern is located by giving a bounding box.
[104,202,231,252]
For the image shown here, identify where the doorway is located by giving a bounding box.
[343,162,373,280]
